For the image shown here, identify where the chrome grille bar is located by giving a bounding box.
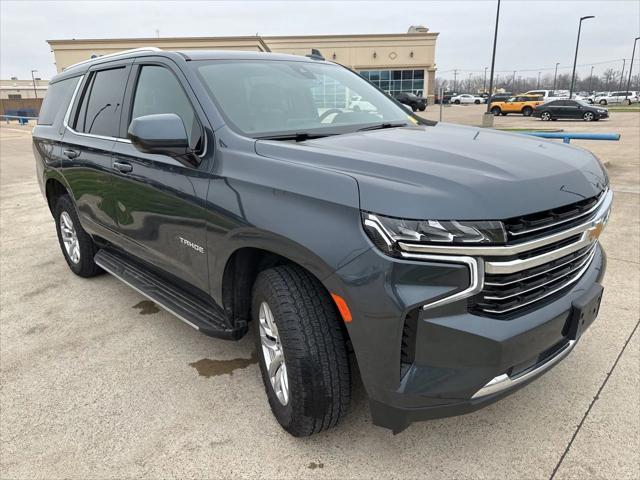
[483,246,596,301]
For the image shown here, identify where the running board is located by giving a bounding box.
[95,249,245,340]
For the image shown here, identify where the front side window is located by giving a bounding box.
[193,60,411,137]
[75,67,128,137]
[130,65,202,150]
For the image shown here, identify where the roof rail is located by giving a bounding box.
[63,47,162,71]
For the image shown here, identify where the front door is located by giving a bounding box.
[60,62,132,242]
[109,59,212,293]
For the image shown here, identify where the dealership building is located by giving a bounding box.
[47,26,438,100]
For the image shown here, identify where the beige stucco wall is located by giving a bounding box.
[47,31,438,97]
[0,79,49,99]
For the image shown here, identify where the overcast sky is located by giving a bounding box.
[1,0,639,80]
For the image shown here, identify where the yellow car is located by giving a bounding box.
[490,95,544,116]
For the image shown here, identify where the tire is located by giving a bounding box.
[541,111,552,121]
[522,106,533,117]
[474,100,481,104]
[411,104,418,112]
[491,107,501,116]
[583,111,595,122]
[418,105,426,112]
[599,99,607,105]
[54,195,102,277]
[501,112,507,116]
[252,265,351,436]
[624,99,631,106]
[454,99,461,104]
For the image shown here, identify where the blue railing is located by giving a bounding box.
[1,114,39,125]
[520,131,621,144]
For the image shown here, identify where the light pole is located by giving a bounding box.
[569,15,595,98]
[30,69,38,99]
[453,69,458,93]
[537,71,541,89]
[485,0,501,115]
[553,62,560,90]
[625,37,640,103]
[483,66,488,93]
[588,65,594,92]
[511,70,516,91]
[468,72,473,92]
[617,58,626,92]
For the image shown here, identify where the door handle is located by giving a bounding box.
[63,148,80,159]
[113,161,133,173]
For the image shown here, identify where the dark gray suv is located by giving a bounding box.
[32,48,611,436]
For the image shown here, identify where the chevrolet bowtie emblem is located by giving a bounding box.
[587,222,604,242]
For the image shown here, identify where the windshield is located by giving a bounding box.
[192,59,412,137]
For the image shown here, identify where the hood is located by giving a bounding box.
[254,123,607,220]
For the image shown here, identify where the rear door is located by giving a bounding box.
[109,57,211,293]
[60,61,132,241]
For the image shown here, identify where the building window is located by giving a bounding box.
[357,69,425,95]
[8,94,22,99]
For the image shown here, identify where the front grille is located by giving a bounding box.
[504,191,604,243]
[472,242,597,317]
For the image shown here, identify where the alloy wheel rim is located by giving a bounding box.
[60,211,80,264]
[585,113,593,121]
[258,301,289,406]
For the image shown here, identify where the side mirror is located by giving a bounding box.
[128,113,195,161]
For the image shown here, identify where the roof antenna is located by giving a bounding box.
[306,48,325,61]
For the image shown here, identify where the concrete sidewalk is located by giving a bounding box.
[1,115,638,479]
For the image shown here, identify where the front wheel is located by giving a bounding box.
[599,99,608,105]
[522,106,533,117]
[454,99,461,104]
[474,100,481,104]
[583,111,595,122]
[491,106,501,116]
[252,265,351,436]
[541,111,552,121]
[418,105,426,111]
[411,104,418,112]
[54,195,102,277]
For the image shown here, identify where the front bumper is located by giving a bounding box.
[325,189,612,432]
[326,243,606,433]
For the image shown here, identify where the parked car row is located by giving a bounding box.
[591,91,639,105]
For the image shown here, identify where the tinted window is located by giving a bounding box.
[131,65,201,150]
[546,101,560,107]
[38,76,79,126]
[75,67,128,136]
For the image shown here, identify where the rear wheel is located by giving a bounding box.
[411,104,418,112]
[474,99,481,104]
[491,106,501,116]
[541,111,552,121]
[252,265,351,436]
[54,195,102,277]
[454,99,461,104]
[522,106,533,117]
[599,99,607,105]
[583,111,595,122]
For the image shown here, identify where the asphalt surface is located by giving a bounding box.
[1,109,638,479]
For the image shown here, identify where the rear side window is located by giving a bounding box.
[37,77,79,126]
[130,65,202,150]
[74,67,128,137]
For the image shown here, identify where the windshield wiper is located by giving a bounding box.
[255,132,335,142]
[356,122,409,132]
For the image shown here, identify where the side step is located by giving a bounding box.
[95,249,245,340]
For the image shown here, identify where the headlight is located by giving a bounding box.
[362,212,506,255]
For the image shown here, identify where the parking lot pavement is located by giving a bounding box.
[1,115,638,479]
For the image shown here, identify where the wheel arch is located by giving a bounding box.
[45,175,72,215]
[218,243,350,336]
